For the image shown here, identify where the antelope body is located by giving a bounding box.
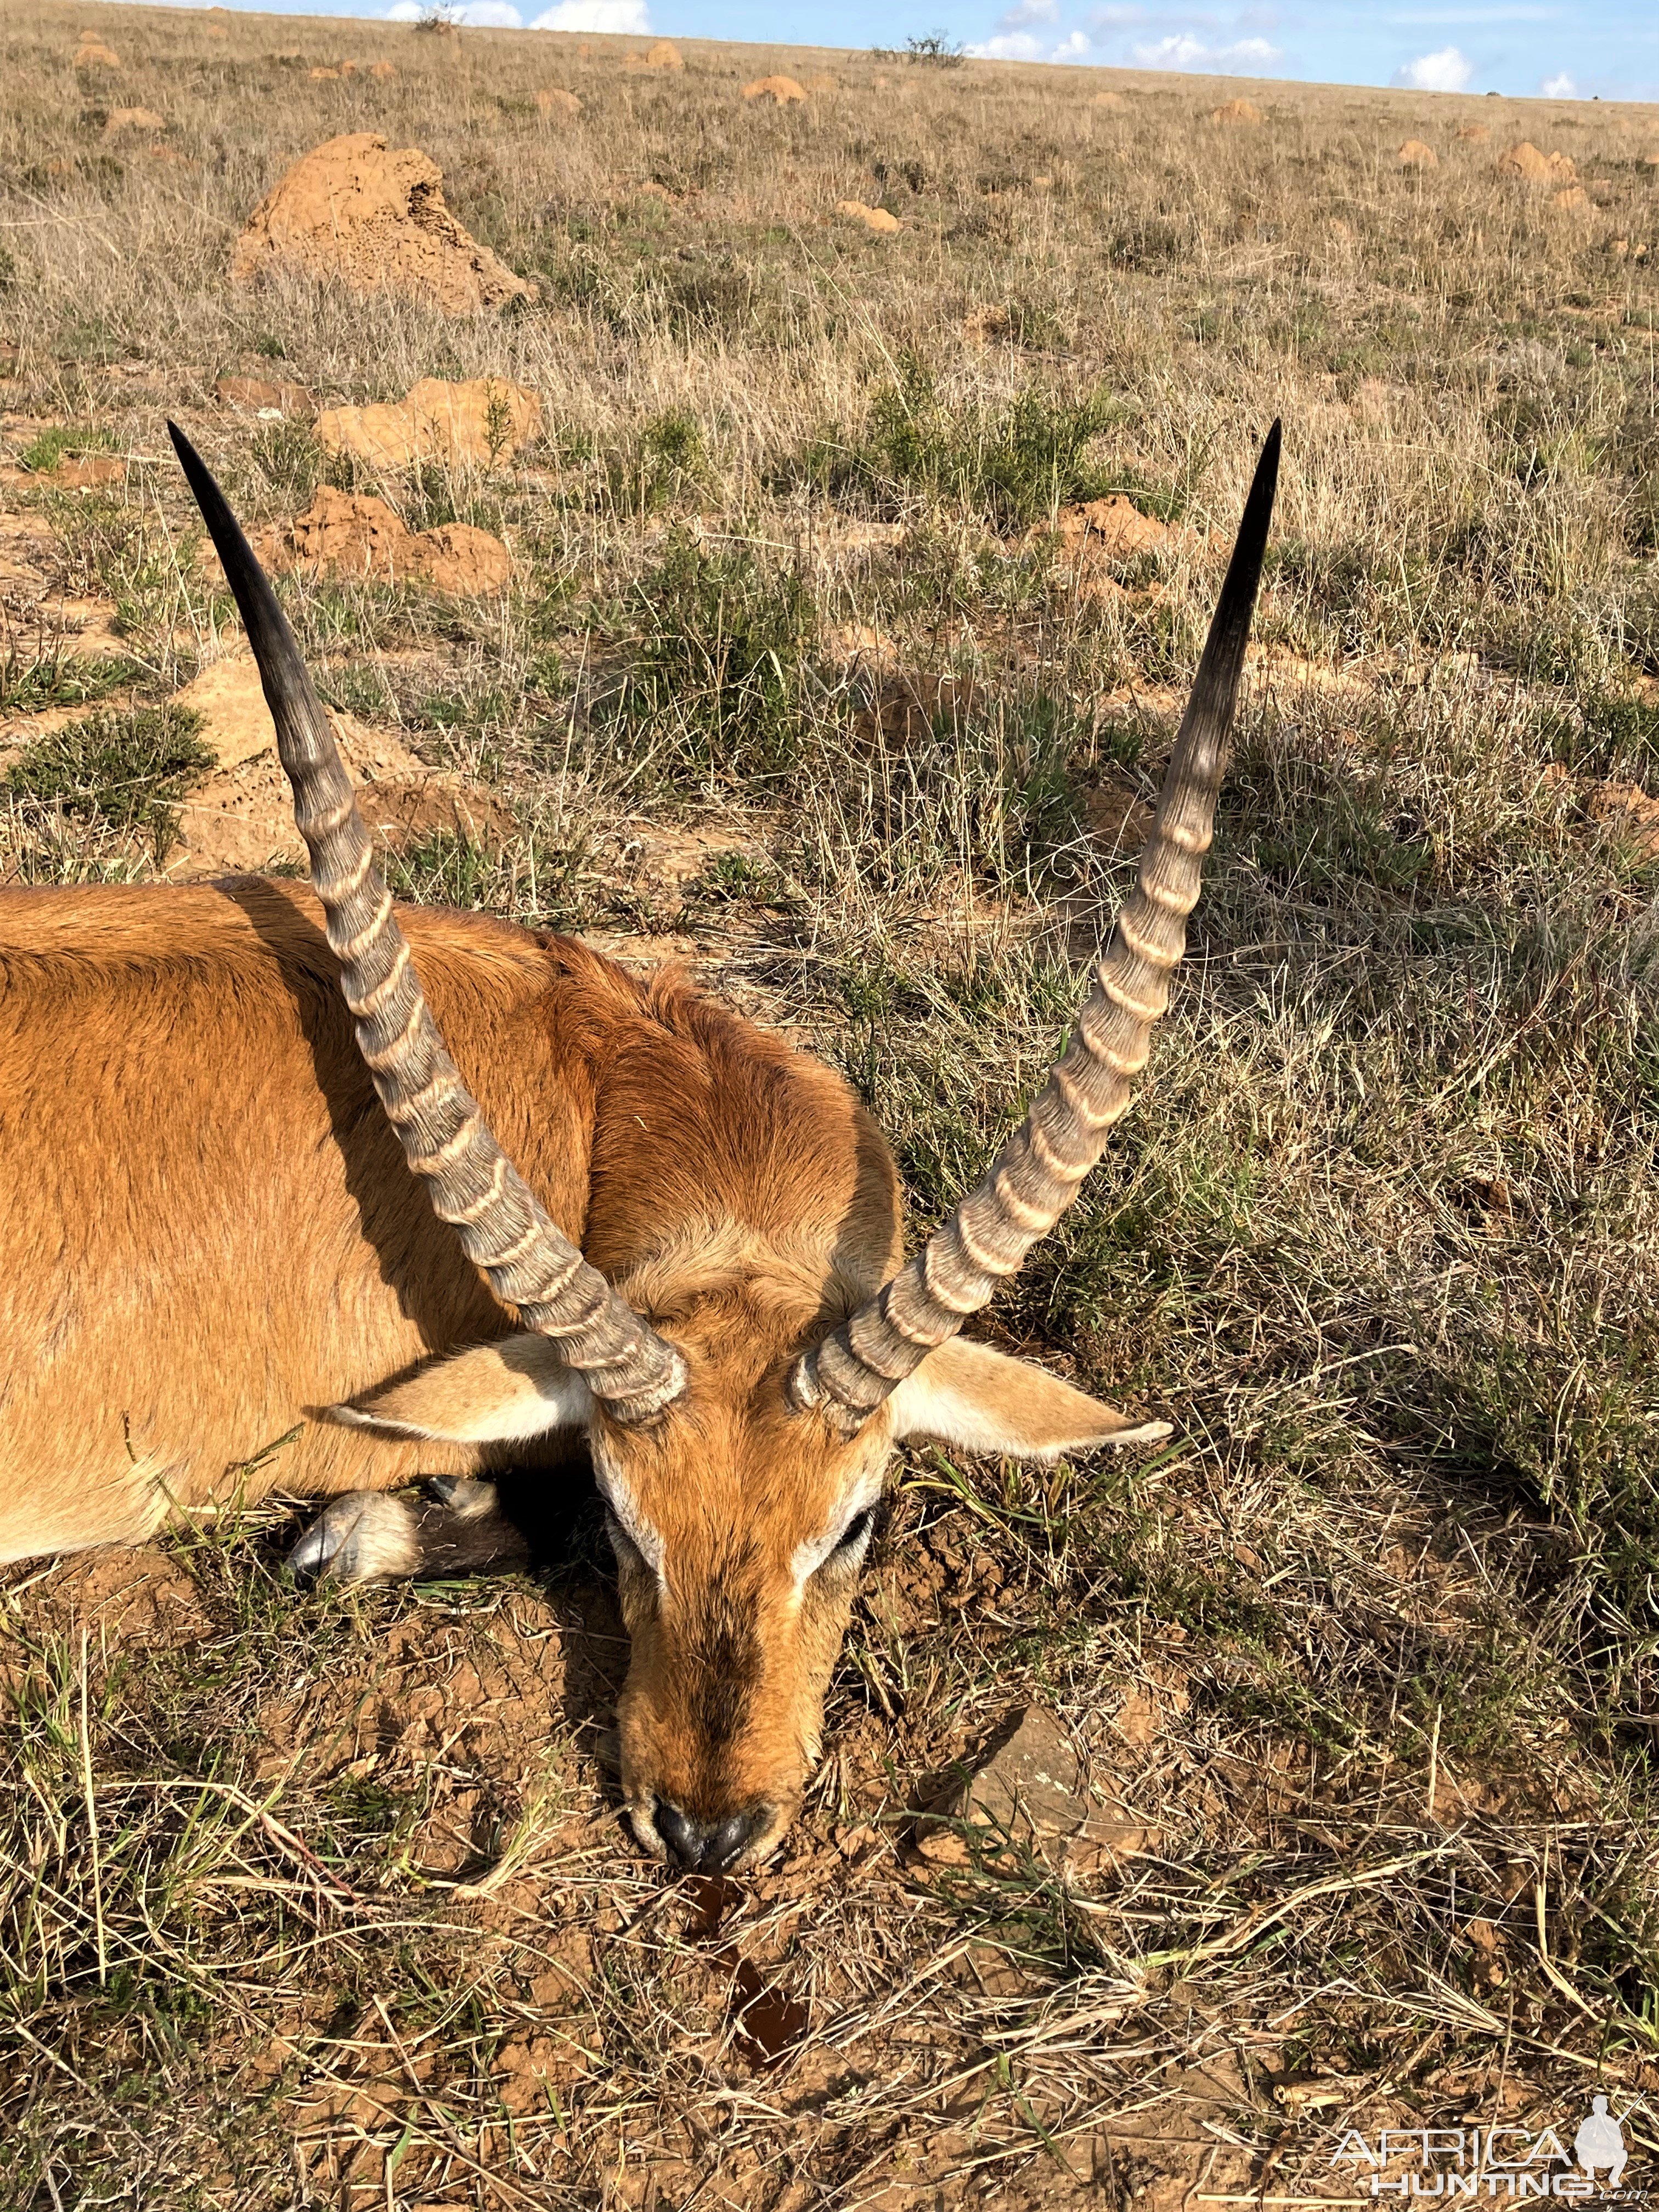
[0,423,1280,1872]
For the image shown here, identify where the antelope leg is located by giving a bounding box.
[289,1480,531,1584]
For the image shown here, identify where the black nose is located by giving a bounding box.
[654,1799,765,1872]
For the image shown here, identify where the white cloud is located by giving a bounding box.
[966,29,1046,55]
[1393,43,1474,87]
[1129,31,1280,69]
[529,0,649,26]
[965,19,1100,60]
[967,0,1438,80]
[1540,70,1575,94]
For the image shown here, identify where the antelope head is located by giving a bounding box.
[172,420,1280,1875]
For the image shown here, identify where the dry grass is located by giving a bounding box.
[4,4,1659,2206]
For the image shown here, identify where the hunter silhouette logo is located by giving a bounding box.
[1325,2106,1646,2200]
[1576,2103,1628,2192]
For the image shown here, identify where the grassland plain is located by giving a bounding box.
[3,3,1659,2205]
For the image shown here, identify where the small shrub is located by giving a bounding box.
[1620,405,1659,555]
[534,242,627,328]
[1542,689,1659,782]
[409,679,512,775]
[316,663,395,723]
[872,159,929,195]
[788,358,1118,529]
[605,409,707,516]
[1266,532,1454,659]
[1620,574,1659,678]
[1231,736,1438,902]
[609,529,816,785]
[382,828,501,911]
[1004,300,1068,350]
[682,849,797,912]
[645,258,774,340]
[4,704,213,859]
[233,416,313,508]
[0,641,136,716]
[403,464,507,538]
[41,498,218,650]
[1108,214,1200,273]
[870,31,964,65]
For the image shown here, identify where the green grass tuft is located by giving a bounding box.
[0,644,138,715]
[790,359,1130,530]
[18,422,115,473]
[4,703,213,857]
[607,527,817,785]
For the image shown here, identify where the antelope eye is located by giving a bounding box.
[831,1506,875,1559]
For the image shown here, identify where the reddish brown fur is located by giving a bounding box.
[10,881,537,1543]
[2,873,1152,1866]
[1,874,910,1857]
[0,873,898,1538]
[599,1279,889,1830]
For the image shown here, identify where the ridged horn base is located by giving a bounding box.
[792,421,1283,1435]
[168,422,686,1425]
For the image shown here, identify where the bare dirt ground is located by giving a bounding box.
[3,5,1659,2207]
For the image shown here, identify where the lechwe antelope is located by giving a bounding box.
[1,421,1279,1872]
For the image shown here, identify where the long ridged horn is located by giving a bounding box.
[168,422,687,1422]
[794,421,1282,1435]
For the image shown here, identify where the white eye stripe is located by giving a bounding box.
[791,1474,884,1585]
[828,1508,877,1565]
[596,1454,883,1591]
[592,1457,665,1576]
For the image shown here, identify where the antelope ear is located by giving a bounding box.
[887,1336,1170,1462]
[329,1335,594,1443]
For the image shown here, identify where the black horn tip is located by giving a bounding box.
[165,413,293,670]
[1210,417,1283,621]
[167,418,234,544]
[167,417,211,503]
[1240,419,1282,538]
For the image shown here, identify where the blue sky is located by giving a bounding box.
[105,0,1659,104]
